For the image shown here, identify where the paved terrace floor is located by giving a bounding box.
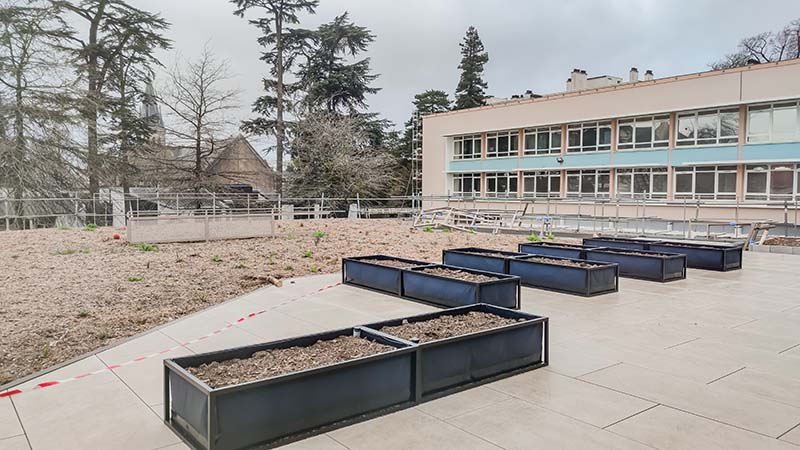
[3,252,800,450]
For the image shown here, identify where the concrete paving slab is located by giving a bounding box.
[415,386,511,420]
[781,425,800,446]
[282,435,350,450]
[710,367,800,407]
[0,397,23,440]
[582,363,800,437]
[609,405,799,450]
[0,435,31,450]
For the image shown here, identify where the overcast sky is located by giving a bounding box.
[133,0,800,162]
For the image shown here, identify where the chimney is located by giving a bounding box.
[566,78,573,91]
[629,67,639,82]
[644,69,654,81]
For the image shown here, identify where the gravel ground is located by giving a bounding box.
[0,219,535,385]
[380,312,524,343]
[763,237,800,247]
[187,335,393,388]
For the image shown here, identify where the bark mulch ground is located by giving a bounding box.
[380,312,524,343]
[523,256,602,268]
[187,336,393,389]
[763,237,800,247]
[417,266,500,282]
[1,219,558,385]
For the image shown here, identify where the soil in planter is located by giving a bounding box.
[523,256,602,268]
[763,237,800,247]
[359,258,424,268]
[462,250,515,258]
[418,266,501,282]
[380,312,524,343]
[597,250,666,257]
[187,336,394,388]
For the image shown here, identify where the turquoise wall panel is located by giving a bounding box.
[614,149,669,167]
[671,145,738,166]
[742,143,800,161]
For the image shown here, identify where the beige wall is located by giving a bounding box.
[422,59,800,197]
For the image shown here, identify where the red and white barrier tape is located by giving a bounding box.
[0,282,342,399]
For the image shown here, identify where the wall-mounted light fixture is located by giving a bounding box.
[556,157,564,164]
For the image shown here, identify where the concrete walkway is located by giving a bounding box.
[2,252,800,450]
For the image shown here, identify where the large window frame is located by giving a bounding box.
[451,173,481,197]
[565,169,610,197]
[523,126,562,155]
[567,121,612,153]
[674,166,737,200]
[485,172,519,198]
[675,108,739,147]
[617,115,670,150]
[745,164,800,201]
[522,170,561,198]
[747,101,800,144]
[452,134,482,160]
[486,130,519,158]
[615,167,668,199]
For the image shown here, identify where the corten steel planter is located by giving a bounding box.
[646,241,743,271]
[508,255,619,296]
[442,247,527,274]
[164,327,416,450]
[582,236,652,251]
[401,264,520,309]
[342,255,431,295]
[518,242,603,260]
[362,304,548,400]
[584,248,687,282]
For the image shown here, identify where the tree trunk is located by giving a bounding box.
[86,0,107,209]
[274,8,284,195]
[12,66,25,227]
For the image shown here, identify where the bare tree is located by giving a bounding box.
[158,45,241,191]
[0,0,80,222]
[712,18,800,69]
[286,111,397,198]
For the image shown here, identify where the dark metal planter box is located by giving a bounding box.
[646,241,743,271]
[401,264,520,309]
[164,328,416,450]
[584,248,687,282]
[362,304,548,399]
[442,247,527,274]
[518,242,603,260]
[582,236,652,251]
[342,255,431,295]
[508,255,619,296]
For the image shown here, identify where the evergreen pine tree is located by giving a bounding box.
[454,26,488,110]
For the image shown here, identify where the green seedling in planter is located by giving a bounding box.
[128,276,144,282]
[211,255,223,263]
[313,230,326,246]
[546,233,556,240]
[83,223,98,231]
[133,243,159,252]
[302,250,313,258]
[526,234,541,242]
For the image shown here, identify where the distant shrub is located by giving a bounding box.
[83,223,98,231]
[128,276,144,282]
[133,243,159,252]
[313,230,326,246]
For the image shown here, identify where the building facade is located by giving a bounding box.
[422,60,800,209]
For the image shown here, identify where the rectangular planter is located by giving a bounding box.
[584,248,687,282]
[164,327,416,450]
[442,247,527,274]
[342,255,431,295]
[518,242,603,260]
[401,264,520,309]
[363,304,548,399]
[646,241,743,271]
[508,255,619,296]
[582,236,652,251]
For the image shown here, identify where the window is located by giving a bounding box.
[485,172,518,198]
[565,169,610,197]
[616,168,668,199]
[524,126,562,155]
[453,134,481,160]
[452,173,481,197]
[618,115,669,150]
[522,171,561,197]
[674,166,737,200]
[567,121,612,153]
[745,164,800,201]
[676,108,739,146]
[747,101,800,143]
[486,131,519,158]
